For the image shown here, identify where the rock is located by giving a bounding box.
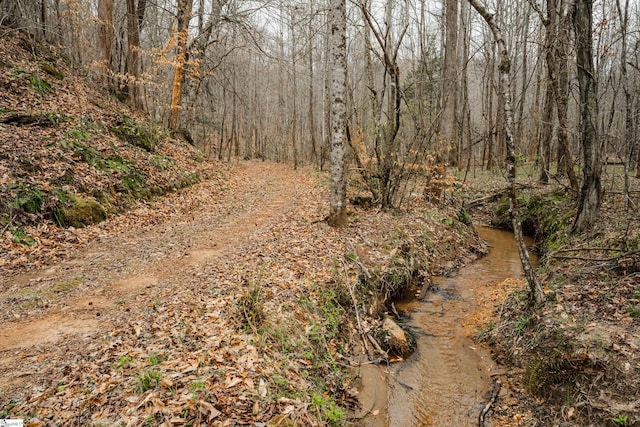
[381,314,415,356]
[58,196,107,227]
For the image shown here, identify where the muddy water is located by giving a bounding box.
[383,226,537,426]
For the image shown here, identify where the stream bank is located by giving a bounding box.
[458,173,640,426]
[356,226,537,426]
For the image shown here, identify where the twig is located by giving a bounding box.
[342,259,371,358]
[478,379,502,427]
[1,212,15,235]
[311,215,329,224]
[390,302,400,320]
[366,332,388,359]
[347,245,372,279]
[553,247,627,253]
[550,249,640,262]
[1,221,11,236]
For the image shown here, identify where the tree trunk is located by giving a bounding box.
[169,0,193,130]
[327,0,347,227]
[126,0,143,109]
[515,7,529,146]
[554,0,579,192]
[572,0,601,233]
[291,9,299,170]
[459,0,473,172]
[97,0,113,87]
[41,0,47,40]
[468,0,545,306]
[321,10,331,172]
[308,0,318,167]
[615,0,633,211]
[539,0,557,184]
[440,0,459,166]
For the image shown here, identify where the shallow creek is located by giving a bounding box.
[359,226,537,426]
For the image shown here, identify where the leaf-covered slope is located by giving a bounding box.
[0,30,219,274]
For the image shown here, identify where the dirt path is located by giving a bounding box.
[0,161,313,394]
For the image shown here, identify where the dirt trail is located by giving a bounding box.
[0,161,306,392]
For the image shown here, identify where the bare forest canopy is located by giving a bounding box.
[2,0,639,208]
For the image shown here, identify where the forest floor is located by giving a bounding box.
[0,160,488,426]
[0,30,491,426]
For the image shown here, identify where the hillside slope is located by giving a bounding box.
[0,30,220,275]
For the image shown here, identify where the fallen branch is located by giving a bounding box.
[550,249,640,262]
[465,183,533,209]
[465,189,509,209]
[366,332,388,360]
[478,379,502,427]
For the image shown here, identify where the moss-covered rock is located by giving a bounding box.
[56,195,107,227]
[41,62,64,80]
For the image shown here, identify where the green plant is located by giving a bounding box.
[150,155,172,171]
[326,401,346,426]
[117,354,134,368]
[237,283,265,330]
[134,369,162,393]
[144,414,162,426]
[457,207,472,225]
[122,171,147,194]
[60,129,102,166]
[612,415,633,426]
[310,393,346,426]
[11,227,36,246]
[476,320,495,341]
[12,183,44,213]
[628,304,640,318]
[104,156,132,173]
[513,316,530,334]
[148,353,163,365]
[190,379,206,392]
[111,116,159,152]
[29,75,52,95]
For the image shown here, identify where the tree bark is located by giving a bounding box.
[97,0,114,87]
[572,0,602,233]
[169,0,193,130]
[615,0,633,211]
[554,0,579,192]
[538,0,557,184]
[291,8,299,170]
[308,0,318,167]
[468,0,545,306]
[327,0,347,227]
[126,0,144,109]
[440,0,459,166]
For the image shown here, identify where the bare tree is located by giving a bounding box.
[467,0,545,306]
